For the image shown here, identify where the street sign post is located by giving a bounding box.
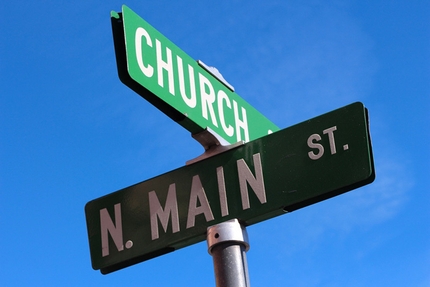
[110,5,279,144]
[85,102,375,274]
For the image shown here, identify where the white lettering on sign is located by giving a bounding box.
[217,90,234,137]
[237,153,266,209]
[156,39,175,96]
[323,126,337,155]
[216,166,229,217]
[135,28,154,78]
[199,73,219,127]
[308,126,346,160]
[100,203,124,257]
[233,100,249,142]
[134,27,251,142]
[149,184,180,240]
[307,134,324,160]
[186,175,215,228]
[177,56,197,108]
[147,153,266,241]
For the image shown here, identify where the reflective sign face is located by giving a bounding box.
[111,5,279,144]
[85,102,375,274]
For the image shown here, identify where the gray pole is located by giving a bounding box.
[207,219,251,287]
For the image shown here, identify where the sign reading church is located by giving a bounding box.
[111,5,279,144]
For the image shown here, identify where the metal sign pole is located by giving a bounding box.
[207,219,251,287]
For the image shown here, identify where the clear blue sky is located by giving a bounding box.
[1,1,429,286]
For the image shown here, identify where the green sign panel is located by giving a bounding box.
[85,102,375,274]
[111,5,279,144]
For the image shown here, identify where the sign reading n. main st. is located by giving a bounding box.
[111,5,279,144]
[85,102,375,274]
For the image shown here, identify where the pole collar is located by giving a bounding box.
[207,219,250,254]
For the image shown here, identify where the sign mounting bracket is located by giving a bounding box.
[186,127,244,165]
[197,60,235,92]
[184,61,243,165]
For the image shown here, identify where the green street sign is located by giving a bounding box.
[110,5,279,144]
[85,102,375,274]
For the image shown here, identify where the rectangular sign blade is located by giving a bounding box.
[85,102,375,274]
[111,5,279,144]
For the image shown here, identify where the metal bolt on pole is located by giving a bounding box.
[207,219,251,287]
